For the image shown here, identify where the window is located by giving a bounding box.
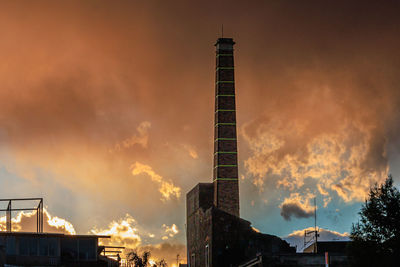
[48,238,58,256]
[28,237,38,256]
[19,237,29,256]
[205,244,210,267]
[191,253,195,267]
[19,237,37,256]
[39,238,49,256]
[6,236,16,255]
[78,239,96,260]
[61,238,78,260]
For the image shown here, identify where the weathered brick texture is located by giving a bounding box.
[213,38,240,217]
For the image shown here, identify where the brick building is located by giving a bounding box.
[186,38,295,267]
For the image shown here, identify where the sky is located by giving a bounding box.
[0,0,400,263]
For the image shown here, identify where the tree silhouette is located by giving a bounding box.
[127,250,151,267]
[152,259,168,267]
[126,250,168,267]
[349,175,400,267]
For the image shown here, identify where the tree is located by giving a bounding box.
[349,175,400,267]
[152,259,168,267]
[127,250,151,267]
[126,250,168,267]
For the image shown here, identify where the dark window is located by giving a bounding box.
[19,237,29,256]
[6,236,16,255]
[191,253,195,267]
[48,238,58,256]
[39,238,48,256]
[61,238,78,260]
[78,239,96,260]
[205,244,210,267]
[29,237,37,256]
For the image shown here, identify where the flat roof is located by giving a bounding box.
[0,232,110,238]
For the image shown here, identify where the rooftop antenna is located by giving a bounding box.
[314,197,318,253]
[314,197,317,232]
[303,197,319,253]
[222,24,224,38]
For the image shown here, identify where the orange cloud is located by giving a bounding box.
[162,223,179,240]
[90,214,185,264]
[91,214,141,249]
[182,144,199,159]
[112,121,151,152]
[130,162,181,201]
[0,209,75,234]
[242,91,389,204]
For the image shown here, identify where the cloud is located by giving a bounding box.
[131,162,181,201]
[91,214,142,249]
[112,121,151,152]
[182,144,198,159]
[162,223,179,240]
[280,193,315,221]
[242,88,390,203]
[283,227,350,252]
[0,209,75,234]
[90,214,185,265]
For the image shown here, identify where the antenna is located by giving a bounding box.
[222,24,224,38]
[314,197,317,232]
[303,197,318,253]
[314,197,318,253]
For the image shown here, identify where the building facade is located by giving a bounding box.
[0,232,118,266]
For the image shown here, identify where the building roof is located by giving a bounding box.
[303,241,350,253]
[0,231,110,239]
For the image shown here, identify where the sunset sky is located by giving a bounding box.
[0,0,400,263]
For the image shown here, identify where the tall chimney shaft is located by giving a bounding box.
[213,38,239,217]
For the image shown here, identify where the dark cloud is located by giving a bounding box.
[280,202,314,221]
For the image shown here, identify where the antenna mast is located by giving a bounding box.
[314,197,317,232]
[314,197,318,253]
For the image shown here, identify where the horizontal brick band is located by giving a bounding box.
[213,178,239,181]
[214,165,238,168]
[216,81,234,84]
[215,123,236,126]
[215,138,236,141]
[216,67,234,71]
[215,109,235,113]
[216,95,235,98]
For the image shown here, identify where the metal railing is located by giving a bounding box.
[0,198,44,233]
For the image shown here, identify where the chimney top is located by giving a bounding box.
[215,38,235,51]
